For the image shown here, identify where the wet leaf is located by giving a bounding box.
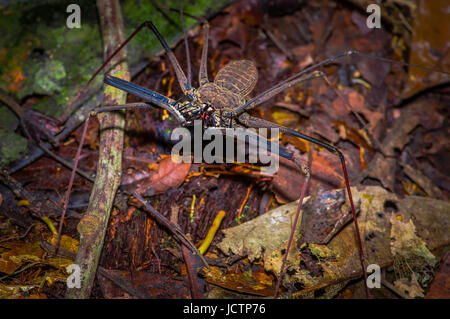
[394,276,425,298]
[402,0,450,98]
[121,156,191,196]
[217,186,450,296]
[425,252,450,299]
[97,268,189,298]
[0,283,35,299]
[202,265,275,297]
[0,241,44,274]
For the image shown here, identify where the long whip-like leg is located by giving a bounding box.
[274,169,310,297]
[238,113,371,298]
[54,117,90,254]
[230,50,449,117]
[60,20,189,123]
[198,20,210,86]
[178,0,191,90]
[153,3,211,86]
[103,75,186,123]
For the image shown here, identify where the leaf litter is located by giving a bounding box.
[0,0,449,299]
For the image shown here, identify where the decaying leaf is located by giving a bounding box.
[400,162,445,200]
[272,152,343,203]
[357,99,426,190]
[121,156,191,196]
[333,89,383,135]
[0,283,36,299]
[97,268,189,298]
[390,214,436,266]
[217,186,450,296]
[394,276,425,298]
[425,252,450,298]
[202,265,275,297]
[0,241,44,275]
[299,187,353,244]
[402,0,450,98]
[49,234,79,256]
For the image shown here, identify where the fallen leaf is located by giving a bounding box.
[394,276,425,298]
[402,0,450,99]
[202,265,275,297]
[97,268,189,299]
[333,89,383,135]
[0,241,44,274]
[356,99,425,190]
[121,156,191,196]
[400,162,446,200]
[425,252,450,299]
[217,186,450,297]
[390,214,436,266]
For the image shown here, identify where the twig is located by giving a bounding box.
[54,118,90,255]
[181,245,205,299]
[237,184,253,222]
[65,0,128,298]
[7,91,102,175]
[274,148,313,297]
[132,191,208,268]
[0,224,34,243]
[38,142,95,182]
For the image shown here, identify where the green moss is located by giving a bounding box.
[0,129,28,167]
[34,60,66,94]
[133,210,142,218]
[308,243,333,260]
[0,0,233,168]
[362,193,374,203]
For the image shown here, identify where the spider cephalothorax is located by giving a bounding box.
[176,94,224,127]
[173,59,258,128]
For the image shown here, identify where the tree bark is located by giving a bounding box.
[66,0,128,298]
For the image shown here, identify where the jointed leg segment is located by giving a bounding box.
[238,112,370,297]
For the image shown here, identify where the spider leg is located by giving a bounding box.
[92,102,155,115]
[237,112,370,298]
[60,20,189,123]
[198,20,210,86]
[178,0,192,90]
[230,50,449,117]
[221,126,301,161]
[151,3,210,86]
[103,75,186,124]
[230,71,324,116]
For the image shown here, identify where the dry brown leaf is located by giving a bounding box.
[390,214,436,266]
[217,186,450,297]
[121,156,191,196]
[402,0,450,99]
[0,241,44,275]
[394,276,425,298]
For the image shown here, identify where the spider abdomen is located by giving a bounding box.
[197,82,241,110]
[214,60,258,97]
[197,60,258,111]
